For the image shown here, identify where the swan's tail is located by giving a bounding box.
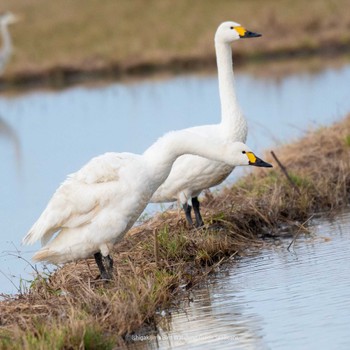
[30,227,96,264]
[22,221,56,246]
[32,247,62,264]
[22,208,59,246]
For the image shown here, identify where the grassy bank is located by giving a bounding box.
[0,115,349,349]
[1,0,350,87]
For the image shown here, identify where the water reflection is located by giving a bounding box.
[129,211,350,350]
[0,61,350,293]
[153,286,266,349]
[0,115,21,174]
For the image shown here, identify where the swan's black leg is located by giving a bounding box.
[183,203,194,226]
[103,255,114,278]
[94,252,110,280]
[192,197,204,227]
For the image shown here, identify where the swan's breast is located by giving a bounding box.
[151,155,233,202]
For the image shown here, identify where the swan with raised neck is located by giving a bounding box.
[150,21,261,227]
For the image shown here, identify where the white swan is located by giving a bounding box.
[150,21,261,227]
[22,129,271,279]
[0,12,20,75]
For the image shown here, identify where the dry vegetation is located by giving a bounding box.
[0,114,349,349]
[1,0,350,86]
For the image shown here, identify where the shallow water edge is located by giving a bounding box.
[127,209,350,350]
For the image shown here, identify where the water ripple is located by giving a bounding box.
[129,211,350,350]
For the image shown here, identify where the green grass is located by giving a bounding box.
[157,225,188,260]
[83,327,115,350]
[289,173,312,188]
[345,135,350,146]
[0,322,115,350]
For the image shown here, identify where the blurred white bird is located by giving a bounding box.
[0,11,20,75]
[22,130,271,279]
[150,21,261,227]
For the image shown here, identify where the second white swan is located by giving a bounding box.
[150,21,261,227]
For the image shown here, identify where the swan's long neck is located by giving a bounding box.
[215,40,247,141]
[143,130,231,188]
[0,22,12,72]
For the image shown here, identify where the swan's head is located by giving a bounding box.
[215,21,261,44]
[0,12,20,26]
[228,142,272,168]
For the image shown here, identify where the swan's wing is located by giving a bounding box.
[22,152,133,246]
[73,152,127,184]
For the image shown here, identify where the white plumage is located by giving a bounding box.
[150,21,261,226]
[22,129,271,279]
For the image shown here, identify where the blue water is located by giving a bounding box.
[1,62,350,293]
[128,211,350,350]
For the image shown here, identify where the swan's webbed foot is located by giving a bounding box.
[100,271,111,281]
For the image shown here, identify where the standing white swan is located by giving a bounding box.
[22,129,271,279]
[0,12,20,75]
[150,21,261,227]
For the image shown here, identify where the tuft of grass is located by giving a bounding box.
[1,114,350,347]
[3,321,116,350]
[345,135,350,146]
[157,226,188,260]
[289,172,312,188]
[84,327,115,350]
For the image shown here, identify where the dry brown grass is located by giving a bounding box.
[1,0,350,87]
[1,114,350,348]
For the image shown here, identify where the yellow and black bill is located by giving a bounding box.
[235,26,262,39]
[247,152,273,168]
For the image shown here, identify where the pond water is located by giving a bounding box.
[1,61,350,293]
[128,210,350,350]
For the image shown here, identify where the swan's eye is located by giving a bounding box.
[242,151,246,154]
[230,26,234,30]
